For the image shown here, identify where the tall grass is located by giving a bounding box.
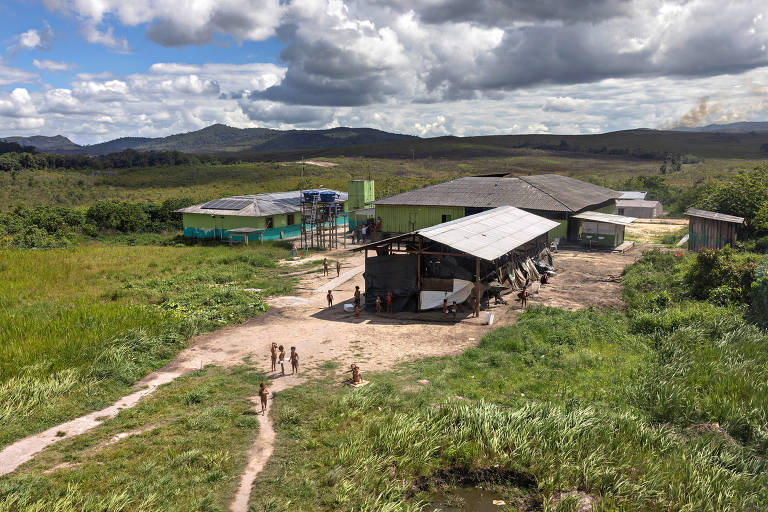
[0,366,263,512]
[0,241,291,447]
[249,252,768,511]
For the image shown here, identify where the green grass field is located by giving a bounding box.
[0,240,293,448]
[242,252,768,512]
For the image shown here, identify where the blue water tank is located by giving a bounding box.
[303,190,320,202]
[319,191,338,202]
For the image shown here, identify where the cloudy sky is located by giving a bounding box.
[0,0,767,144]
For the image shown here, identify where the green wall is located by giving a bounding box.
[376,205,465,232]
[348,180,375,211]
[183,212,348,241]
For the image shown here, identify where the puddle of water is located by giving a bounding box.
[429,486,510,512]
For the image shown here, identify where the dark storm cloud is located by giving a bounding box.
[393,0,636,26]
[239,100,334,125]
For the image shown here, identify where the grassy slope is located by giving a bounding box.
[0,365,265,512]
[0,241,292,447]
[247,256,768,511]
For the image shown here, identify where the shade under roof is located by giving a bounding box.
[417,206,560,261]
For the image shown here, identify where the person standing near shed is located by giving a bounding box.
[386,291,393,313]
[354,286,361,310]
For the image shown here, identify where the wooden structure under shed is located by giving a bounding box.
[572,211,637,248]
[351,206,559,312]
[685,208,745,251]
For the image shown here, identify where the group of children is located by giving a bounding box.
[326,286,393,317]
[259,343,301,415]
[322,258,342,278]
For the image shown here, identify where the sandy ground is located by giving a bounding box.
[0,244,636,509]
[626,219,688,245]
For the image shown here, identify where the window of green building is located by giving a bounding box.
[441,214,452,223]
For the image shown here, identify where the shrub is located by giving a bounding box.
[86,200,149,232]
[684,247,758,305]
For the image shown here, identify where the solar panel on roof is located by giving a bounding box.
[201,199,252,210]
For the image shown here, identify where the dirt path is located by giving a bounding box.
[230,375,300,512]
[0,247,635,499]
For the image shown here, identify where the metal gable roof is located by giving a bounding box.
[373,175,619,212]
[572,211,637,226]
[685,208,745,224]
[418,206,560,261]
[176,190,348,217]
[616,199,661,207]
[618,191,648,200]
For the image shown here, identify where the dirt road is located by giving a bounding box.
[0,246,635,508]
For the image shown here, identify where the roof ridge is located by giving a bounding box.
[519,175,573,212]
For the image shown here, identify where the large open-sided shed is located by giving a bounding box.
[685,208,745,251]
[372,174,619,242]
[351,206,558,312]
[177,190,348,242]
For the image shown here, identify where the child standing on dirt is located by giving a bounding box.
[323,258,329,276]
[386,291,393,313]
[354,286,361,309]
[452,301,458,320]
[278,345,286,375]
[327,289,334,308]
[259,382,269,415]
[518,285,529,309]
[336,260,341,277]
[442,298,448,318]
[376,295,382,313]
[290,346,299,375]
[270,342,278,372]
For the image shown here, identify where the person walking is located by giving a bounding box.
[259,382,269,415]
[336,260,341,277]
[323,258,329,276]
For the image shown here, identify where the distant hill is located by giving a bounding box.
[1,135,81,153]
[1,124,419,155]
[672,121,768,133]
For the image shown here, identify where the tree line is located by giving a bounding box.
[0,148,219,172]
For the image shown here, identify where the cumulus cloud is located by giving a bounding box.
[80,21,131,52]
[46,0,282,47]
[8,23,54,54]
[239,100,334,125]
[0,65,39,86]
[0,88,44,129]
[33,59,77,72]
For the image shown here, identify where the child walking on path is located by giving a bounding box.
[327,289,333,308]
[259,383,269,415]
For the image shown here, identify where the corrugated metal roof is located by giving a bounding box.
[418,206,560,261]
[616,199,661,207]
[373,175,618,212]
[572,211,637,225]
[619,191,648,200]
[176,190,348,217]
[685,208,745,224]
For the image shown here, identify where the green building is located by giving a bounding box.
[572,211,637,248]
[347,179,375,229]
[177,190,348,242]
[373,174,619,241]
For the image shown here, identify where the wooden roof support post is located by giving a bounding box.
[417,235,422,312]
[475,257,481,311]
